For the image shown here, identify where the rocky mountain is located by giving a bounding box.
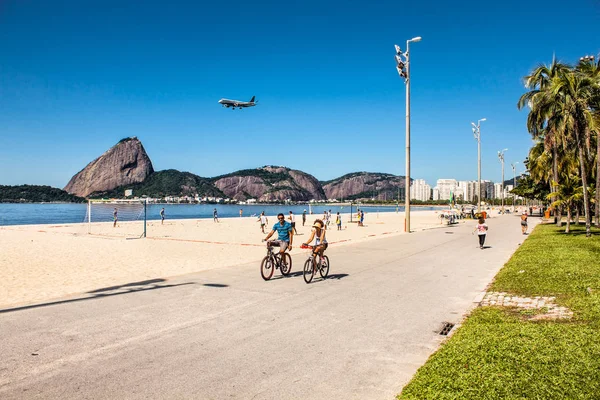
[213,166,326,202]
[88,169,225,199]
[322,172,407,201]
[64,137,154,197]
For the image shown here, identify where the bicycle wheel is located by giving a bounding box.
[260,256,274,281]
[319,255,330,279]
[280,253,292,276]
[303,259,314,284]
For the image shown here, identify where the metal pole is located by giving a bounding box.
[405,39,411,233]
[478,136,481,214]
[501,158,505,214]
[143,199,147,238]
[512,165,517,212]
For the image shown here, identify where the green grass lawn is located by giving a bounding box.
[398,224,600,400]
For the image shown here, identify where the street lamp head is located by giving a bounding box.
[479,118,487,122]
[471,122,477,129]
[410,36,422,42]
[394,44,402,54]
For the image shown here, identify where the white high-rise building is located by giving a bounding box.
[434,179,458,200]
[494,183,503,199]
[432,187,440,201]
[410,179,432,201]
[458,181,478,202]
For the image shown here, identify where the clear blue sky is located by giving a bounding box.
[1,0,598,188]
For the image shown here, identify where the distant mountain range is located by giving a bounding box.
[0,138,409,203]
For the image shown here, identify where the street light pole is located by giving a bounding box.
[471,119,486,213]
[511,161,518,212]
[498,149,508,214]
[395,36,421,233]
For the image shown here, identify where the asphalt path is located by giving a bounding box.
[0,214,539,399]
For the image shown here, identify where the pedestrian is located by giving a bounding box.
[213,208,219,223]
[520,211,528,235]
[360,210,364,226]
[302,209,307,226]
[239,208,243,218]
[258,211,268,234]
[473,216,488,249]
[336,212,342,230]
[113,207,118,228]
[288,211,298,234]
[160,207,165,225]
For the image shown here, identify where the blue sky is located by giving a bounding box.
[1,0,599,188]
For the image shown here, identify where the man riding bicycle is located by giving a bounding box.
[264,213,294,256]
[302,219,327,264]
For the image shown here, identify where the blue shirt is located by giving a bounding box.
[272,221,292,241]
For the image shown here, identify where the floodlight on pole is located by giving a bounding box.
[498,149,508,214]
[394,36,422,232]
[471,118,486,213]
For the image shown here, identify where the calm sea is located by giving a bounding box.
[0,203,445,226]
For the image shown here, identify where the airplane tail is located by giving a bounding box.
[250,96,255,103]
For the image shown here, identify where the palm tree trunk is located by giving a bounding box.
[575,206,580,225]
[576,129,592,237]
[566,206,571,233]
[596,132,600,227]
[553,144,562,226]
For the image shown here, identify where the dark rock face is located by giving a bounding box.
[64,137,154,197]
[213,166,326,202]
[322,172,406,200]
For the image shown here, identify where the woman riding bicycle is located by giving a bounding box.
[302,219,327,264]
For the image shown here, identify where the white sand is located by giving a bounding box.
[0,210,451,308]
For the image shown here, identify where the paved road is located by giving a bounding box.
[0,214,538,399]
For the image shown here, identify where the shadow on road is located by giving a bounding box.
[0,281,196,315]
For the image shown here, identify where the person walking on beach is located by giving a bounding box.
[160,207,165,225]
[520,211,528,235]
[302,210,307,226]
[473,216,488,249]
[239,208,243,218]
[213,208,219,223]
[360,210,365,226]
[336,212,342,230]
[288,211,298,234]
[258,211,268,234]
[113,208,118,228]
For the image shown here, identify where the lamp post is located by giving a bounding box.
[395,36,421,233]
[497,148,508,214]
[511,161,519,212]
[471,118,486,213]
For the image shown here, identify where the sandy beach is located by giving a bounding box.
[0,210,453,309]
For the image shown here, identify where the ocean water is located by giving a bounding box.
[0,203,445,226]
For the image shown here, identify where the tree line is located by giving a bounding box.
[516,56,599,236]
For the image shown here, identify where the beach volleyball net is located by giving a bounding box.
[86,199,147,238]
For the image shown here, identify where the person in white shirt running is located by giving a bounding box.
[288,211,298,234]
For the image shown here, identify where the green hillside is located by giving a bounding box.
[89,169,225,199]
[0,185,85,203]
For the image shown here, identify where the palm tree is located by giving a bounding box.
[518,58,572,226]
[547,71,598,237]
[548,175,583,233]
[576,57,600,226]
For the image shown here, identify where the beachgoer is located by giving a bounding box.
[160,207,165,225]
[258,211,268,234]
[113,208,118,228]
[473,216,488,249]
[336,212,342,230]
[520,211,528,235]
[264,213,294,256]
[213,208,219,223]
[288,211,298,234]
[360,210,364,226]
[239,209,243,218]
[302,210,307,226]
[302,219,328,266]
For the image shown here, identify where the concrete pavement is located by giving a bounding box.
[0,214,539,399]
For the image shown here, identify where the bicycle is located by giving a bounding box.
[260,241,292,280]
[300,244,330,283]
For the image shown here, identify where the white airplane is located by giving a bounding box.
[218,96,257,109]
